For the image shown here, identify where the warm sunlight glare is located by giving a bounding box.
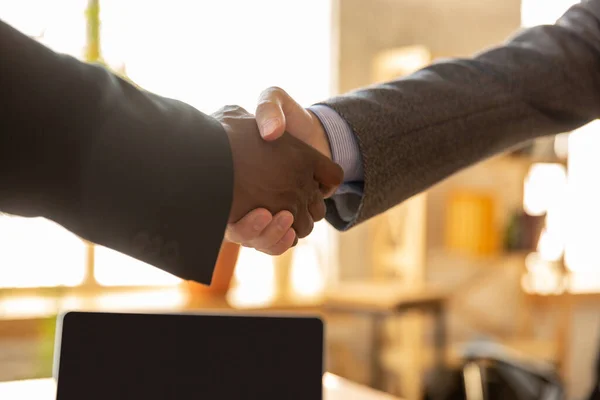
[290,244,325,299]
[0,379,56,400]
[94,246,181,286]
[228,248,276,307]
[94,289,186,311]
[0,217,86,288]
[521,0,578,27]
[565,121,600,293]
[523,163,567,217]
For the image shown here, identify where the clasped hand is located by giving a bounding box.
[213,102,340,255]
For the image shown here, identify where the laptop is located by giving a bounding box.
[53,311,324,399]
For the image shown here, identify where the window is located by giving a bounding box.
[0,0,336,303]
[564,122,600,293]
[0,217,86,288]
[0,0,89,290]
[520,0,578,27]
[521,0,600,293]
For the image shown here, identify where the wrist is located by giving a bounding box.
[307,110,332,160]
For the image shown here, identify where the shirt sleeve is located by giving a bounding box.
[308,105,364,182]
[308,105,365,227]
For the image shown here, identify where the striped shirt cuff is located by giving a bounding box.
[308,105,364,183]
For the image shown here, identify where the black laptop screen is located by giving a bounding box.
[54,311,323,399]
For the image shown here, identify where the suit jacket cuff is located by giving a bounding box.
[324,183,364,230]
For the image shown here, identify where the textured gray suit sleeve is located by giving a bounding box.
[319,0,600,230]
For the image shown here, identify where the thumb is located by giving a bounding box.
[313,153,344,198]
[256,87,287,141]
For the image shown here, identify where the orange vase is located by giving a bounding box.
[445,190,499,257]
[185,241,241,300]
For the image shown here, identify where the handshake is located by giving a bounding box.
[214,88,342,256]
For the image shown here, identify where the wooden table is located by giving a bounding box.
[324,283,449,394]
[0,373,401,400]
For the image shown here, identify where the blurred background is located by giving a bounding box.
[0,0,599,399]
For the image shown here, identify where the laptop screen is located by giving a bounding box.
[54,311,324,399]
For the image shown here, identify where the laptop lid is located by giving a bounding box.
[53,311,324,399]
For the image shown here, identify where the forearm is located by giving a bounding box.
[318,0,600,227]
[0,19,233,283]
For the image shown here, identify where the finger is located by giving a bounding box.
[262,228,296,256]
[313,154,344,197]
[225,208,272,245]
[249,210,294,250]
[293,209,314,239]
[320,181,340,199]
[257,87,314,142]
[212,105,250,120]
[256,87,287,140]
[223,104,250,115]
[308,198,326,222]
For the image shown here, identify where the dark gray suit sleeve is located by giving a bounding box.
[0,20,233,284]
[320,0,600,229]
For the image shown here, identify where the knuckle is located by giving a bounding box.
[225,224,246,240]
[224,230,237,244]
[313,210,325,222]
[298,227,312,239]
[252,229,286,251]
[266,86,285,95]
[268,247,285,256]
[248,234,273,249]
[261,86,287,102]
[294,216,314,239]
[254,237,277,251]
[287,204,299,222]
[235,228,262,245]
[241,232,259,244]
[222,104,249,116]
[261,244,283,256]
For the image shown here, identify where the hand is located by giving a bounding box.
[256,87,332,164]
[224,207,297,255]
[225,88,335,255]
[224,88,334,255]
[214,105,343,243]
